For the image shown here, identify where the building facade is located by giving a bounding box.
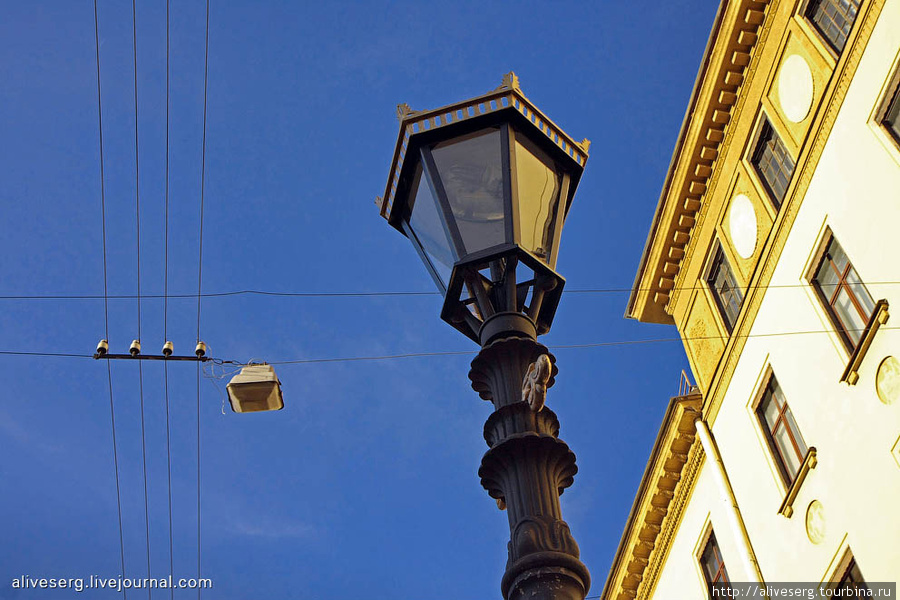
[605,0,900,596]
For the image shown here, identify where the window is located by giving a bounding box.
[837,558,869,592]
[706,244,744,332]
[878,66,900,146]
[757,376,809,484]
[751,120,795,208]
[700,531,731,595]
[811,235,876,350]
[805,0,861,54]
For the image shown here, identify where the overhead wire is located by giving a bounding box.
[263,325,900,365]
[163,0,175,596]
[130,0,153,593]
[2,325,898,365]
[3,280,900,301]
[196,0,212,594]
[92,0,128,596]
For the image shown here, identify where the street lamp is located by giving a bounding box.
[379,73,591,600]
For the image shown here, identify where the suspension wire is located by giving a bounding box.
[196,0,210,343]
[196,2,211,595]
[2,324,899,365]
[164,363,175,599]
[93,2,127,595]
[93,8,110,340]
[4,280,900,302]
[138,362,152,597]
[163,1,175,597]
[130,0,152,593]
[196,363,202,600]
[132,2,143,343]
[262,325,900,365]
[0,351,94,358]
[107,362,129,600]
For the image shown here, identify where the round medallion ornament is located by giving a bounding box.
[728,194,757,259]
[876,356,900,405]
[778,54,814,123]
[806,500,826,544]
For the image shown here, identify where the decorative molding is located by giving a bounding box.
[638,441,706,598]
[673,0,779,312]
[380,73,589,221]
[629,0,772,323]
[522,354,553,412]
[470,337,556,408]
[601,394,703,600]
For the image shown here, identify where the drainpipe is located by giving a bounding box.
[695,418,765,584]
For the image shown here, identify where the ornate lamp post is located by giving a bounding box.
[378,73,591,600]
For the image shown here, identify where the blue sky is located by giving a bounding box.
[0,1,717,598]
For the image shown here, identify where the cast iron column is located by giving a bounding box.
[470,317,590,600]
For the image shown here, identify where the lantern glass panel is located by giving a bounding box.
[407,166,454,289]
[432,128,507,255]
[514,132,561,264]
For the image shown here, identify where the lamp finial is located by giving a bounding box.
[396,103,413,121]
[500,71,520,91]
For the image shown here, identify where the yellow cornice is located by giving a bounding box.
[600,393,702,600]
[626,0,771,324]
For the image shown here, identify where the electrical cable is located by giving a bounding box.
[196,1,211,595]
[93,2,127,596]
[163,1,175,596]
[262,325,900,365]
[138,361,152,598]
[164,362,175,599]
[196,362,202,600]
[93,1,128,595]
[196,0,209,344]
[106,361,128,600]
[131,1,152,593]
[1,325,898,365]
[0,351,94,358]
[3,280,900,301]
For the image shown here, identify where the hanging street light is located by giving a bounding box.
[378,72,591,600]
[226,363,284,413]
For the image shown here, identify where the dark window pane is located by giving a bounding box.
[885,85,900,143]
[707,246,743,331]
[432,128,507,255]
[751,121,794,208]
[812,236,876,350]
[806,0,860,53]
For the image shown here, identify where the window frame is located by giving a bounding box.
[875,60,900,149]
[749,117,795,209]
[755,375,809,486]
[705,242,744,333]
[698,529,731,597]
[809,233,876,352]
[803,0,862,55]
[837,558,869,591]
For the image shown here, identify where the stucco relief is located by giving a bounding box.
[876,356,900,405]
[685,297,725,391]
[805,500,826,544]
